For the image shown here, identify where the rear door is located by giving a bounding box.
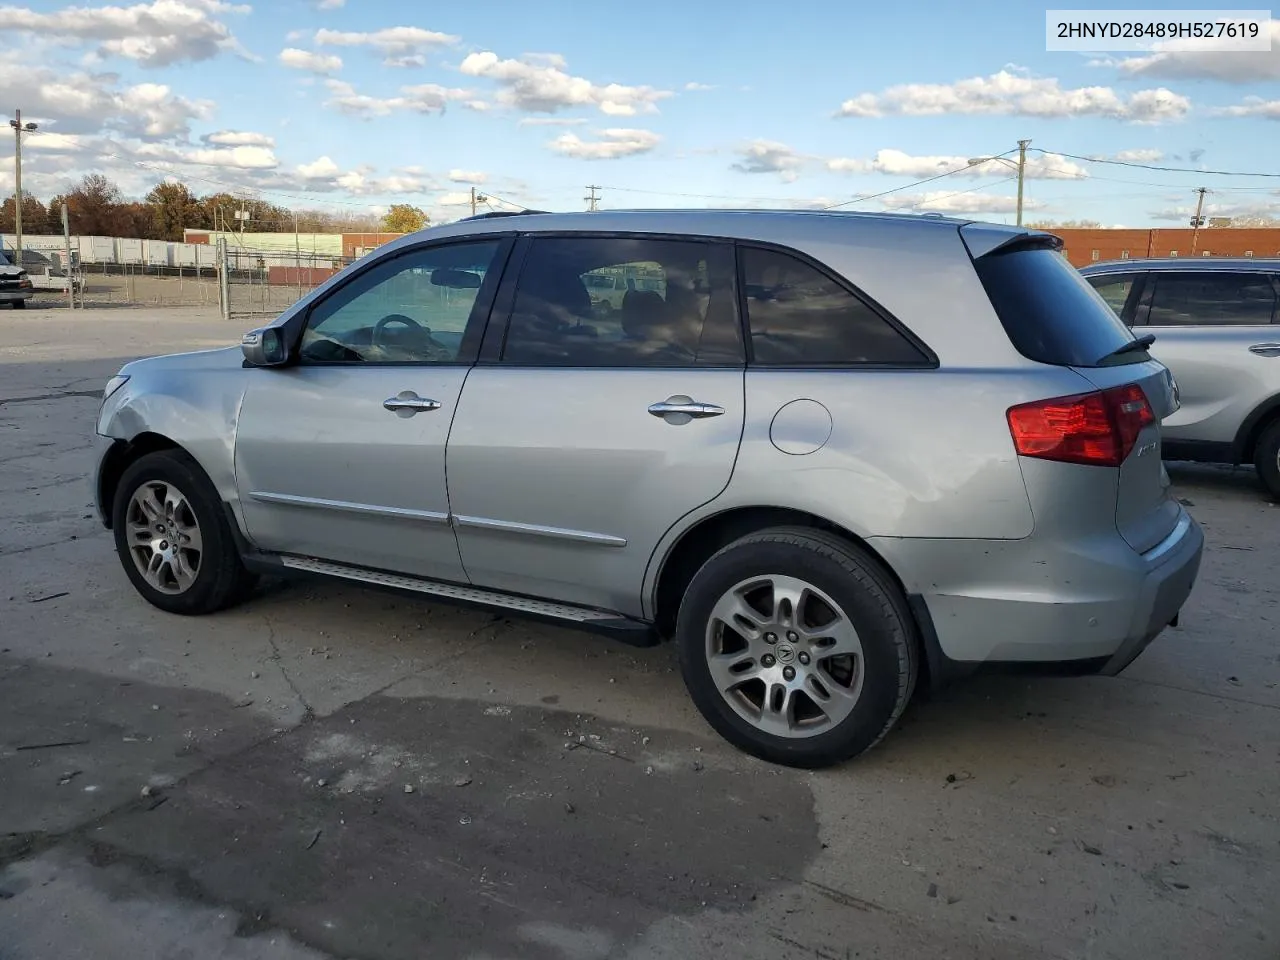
[1131,270,1280,447]
[445,234,746,616]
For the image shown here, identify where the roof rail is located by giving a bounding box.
[456,209,550,222]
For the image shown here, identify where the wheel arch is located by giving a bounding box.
[97,432,183,529]
[1234,393,1280,464]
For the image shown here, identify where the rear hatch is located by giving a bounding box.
[967,230,1182,554]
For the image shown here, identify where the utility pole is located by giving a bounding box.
[585,185,600,212]
[468,186,488,217]
[1015,138,1030,228]
[9,109,38,270]
[1189,187,1208,256]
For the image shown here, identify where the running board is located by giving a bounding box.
[276,555,659,646]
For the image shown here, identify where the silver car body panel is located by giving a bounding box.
[1079,258,1280,451]
[96,210,1202,669]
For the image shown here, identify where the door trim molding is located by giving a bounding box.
[451,513,627,547]
[248,491,450,524]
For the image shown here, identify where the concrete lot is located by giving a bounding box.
[1,304,1277,960]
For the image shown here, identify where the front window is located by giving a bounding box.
[299,240,503,363]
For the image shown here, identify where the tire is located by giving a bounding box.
[111,449,256,615]
[12,299,26,309]
[1255,417,1280,501]
[676,526,917,769]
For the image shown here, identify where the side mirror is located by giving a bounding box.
[241,326,288,367]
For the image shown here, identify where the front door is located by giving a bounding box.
[446,235,747,615]
[234,237,511,581]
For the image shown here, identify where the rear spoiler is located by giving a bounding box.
[959,223,1063,260]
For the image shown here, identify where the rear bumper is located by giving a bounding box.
[874,506,1204,678]
[0,288,32,302]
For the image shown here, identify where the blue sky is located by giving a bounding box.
[2,0,1279,227]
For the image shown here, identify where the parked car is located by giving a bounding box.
[0,249,34,308]
[92,210,1203,768]
[1079,258,1280,499]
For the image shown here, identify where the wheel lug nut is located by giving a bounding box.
[798,652,811,665]
[761,654,776,668]
[764,633,778,644]
[786,631,799,642]
[783,666,796,681]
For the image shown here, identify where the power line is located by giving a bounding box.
[1033,148,1280,179]
[823,149,1018,210]
[901,176,1017,211]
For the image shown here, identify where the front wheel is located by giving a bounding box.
[1255,418,1280,501]
[111,450,256,614]
[676,527,917,768]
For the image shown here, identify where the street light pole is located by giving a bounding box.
[9,109,38,270]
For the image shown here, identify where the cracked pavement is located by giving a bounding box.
[1,306,1278,959]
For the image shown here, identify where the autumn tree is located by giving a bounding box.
[146,181,200,241]
[382,204,428,233]
[0,194,50,234]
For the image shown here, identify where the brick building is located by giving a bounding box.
[1050,228,1280,268]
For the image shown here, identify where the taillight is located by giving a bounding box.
[1007,383,1155,467]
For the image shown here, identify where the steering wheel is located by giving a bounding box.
[373,313,424,347]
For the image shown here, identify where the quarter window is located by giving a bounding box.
[299,240,503,363]
[1146,272,1278,326]
[739,247,927,365]
[501,236,742,366]
[1084,272,1139,317]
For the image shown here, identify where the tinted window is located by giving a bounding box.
[739,247,927,365]
[1146,272,1277,326]
[974,245,1139,367]
[502,237,742,366]
[1085,272,1139,317]
[300,240,503,363]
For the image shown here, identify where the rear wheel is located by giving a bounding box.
[111,450,256,614]
[12,299,26,309]
[676,527,917,768]
[1255,418,1280,501]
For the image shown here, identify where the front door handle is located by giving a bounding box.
[1248,343,1280,358]
[383,391,442,417]
[647,395,725,421]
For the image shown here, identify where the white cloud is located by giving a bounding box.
[459,51,671,115]
[827,148,1087,180]
[316,0,344,8]
[449,169,487,184]
[437,191,476,206]
[0,0,250,67]
[731,140,807,180]
[837,68,1190,123]
[204,130,276,147]
[1105,22,1280,83]
[314,26,458,66]
[685,82,715,91]
[1113,148,1164,162]
[296,156,341,178]
[548,128,661,159]
[131,142,279,170]
[880,191,1047,215]
[518,117,588,127]
[1216,97,1280,120]
[1149,197,1280,221]
[322,78,472,117]
[280,47,342,74]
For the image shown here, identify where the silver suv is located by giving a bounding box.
[1079,258,1280,499]
[93,210,1204,768]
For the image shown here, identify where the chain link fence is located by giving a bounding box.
[224,248,358,319]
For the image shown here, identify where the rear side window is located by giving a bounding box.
[1085,272,1139,317]
[974,245,1139,367]
[1144,272,1278,326]
[739,247,928,365]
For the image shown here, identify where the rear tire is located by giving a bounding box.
[1255,418,1280,501]
[676,526,917,769]
[13,299,26,309]
[111,450,256,614]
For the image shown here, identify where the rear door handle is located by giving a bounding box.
[1248,343,1280,358]
[647,395,725,420]
[383,391,442,417]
